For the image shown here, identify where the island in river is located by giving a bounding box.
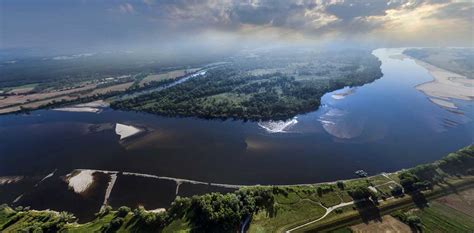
[110,49,383,120]
[0,47,473,232]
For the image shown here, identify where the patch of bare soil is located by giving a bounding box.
[350,215,411,233]
[435,188,474,218]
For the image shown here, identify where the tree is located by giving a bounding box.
[336,181,345,190]
[348,186,372,200]
[117,206,131,218]
[391,186,404,197]
[399,172,419,192]
[406,215,422,229]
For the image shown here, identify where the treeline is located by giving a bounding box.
[398,145,474,193]
[2,145,473,232]
[3,73,187,115]
[1,188,275,233]
[111,51,383,121]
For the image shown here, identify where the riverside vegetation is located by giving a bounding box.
[111,50,383,120]
[1,145,473,232]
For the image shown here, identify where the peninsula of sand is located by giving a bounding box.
[412,59,473,109]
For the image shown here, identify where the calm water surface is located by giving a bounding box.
[1,48,473,185]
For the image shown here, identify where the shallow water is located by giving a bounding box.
[1,48,473,186]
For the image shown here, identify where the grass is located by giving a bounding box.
[311,192,342,208]
[375,183,400,196]
[65,213,116,232]
[162,217,192,233]
[413,201,474,232]
[367,175,391,186]
[329,227,353,233]
[249,199,326,233]
[0,209,64,232]
[0,83,38,92]
[294,176,474,232]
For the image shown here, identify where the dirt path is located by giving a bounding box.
[286,201,356,233]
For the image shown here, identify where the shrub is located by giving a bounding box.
[336,181,345,190]
[390,186,404,197]
[117,206,131,218]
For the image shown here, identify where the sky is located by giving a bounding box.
[1,0,473,55]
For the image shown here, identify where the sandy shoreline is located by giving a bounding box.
[54,100,109,113]
[412,59,473,109]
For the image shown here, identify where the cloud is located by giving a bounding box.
[1,0,472,51]
[141,0,469,37]
[325,0,402,21]
[426,1,473,21]
[119,3,134,14]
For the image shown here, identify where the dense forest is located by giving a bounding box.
[111,50,383,120]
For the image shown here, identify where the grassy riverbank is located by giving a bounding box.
[1,145,473,232]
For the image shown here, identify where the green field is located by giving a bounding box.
[249,199,326,233]
[413,201,474,232]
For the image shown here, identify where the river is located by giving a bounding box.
[1,48,472,186]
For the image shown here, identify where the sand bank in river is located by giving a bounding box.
[54,100,109,113]
[115,123,142,140]
[66,170,95,194]
[0,176,23,185]
[413,60,473,109]
[331,88,357,100]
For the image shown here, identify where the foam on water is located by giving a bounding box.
[258,117,298,133]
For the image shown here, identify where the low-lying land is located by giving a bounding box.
[0,69,200,114]
[111,49,383,120]
[403,48,474,109]
[404,48,473,79]
[1,145,472,232]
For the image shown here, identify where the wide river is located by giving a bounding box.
[1,48,473,185]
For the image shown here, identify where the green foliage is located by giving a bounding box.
[390,186,404,197]
[0,208,76,233]
[189,192,253,231]
[336,181,345,190]
[111,50,383,120]
[186,188,274,232]
[97,205,112,217]
[399,172,420,192]
[133,206,167,227]
[117,206,131,218]
[398,145,474,193]
[406,215,421,228]
[347,185,372,200]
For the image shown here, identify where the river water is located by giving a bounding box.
[1,48,473,185]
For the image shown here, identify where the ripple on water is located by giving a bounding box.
[318,107,365,139]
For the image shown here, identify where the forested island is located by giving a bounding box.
[111,50,383,120]
[2,145,473,232]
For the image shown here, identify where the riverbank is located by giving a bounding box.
[1,145,472,232]
[410,57,473,109]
